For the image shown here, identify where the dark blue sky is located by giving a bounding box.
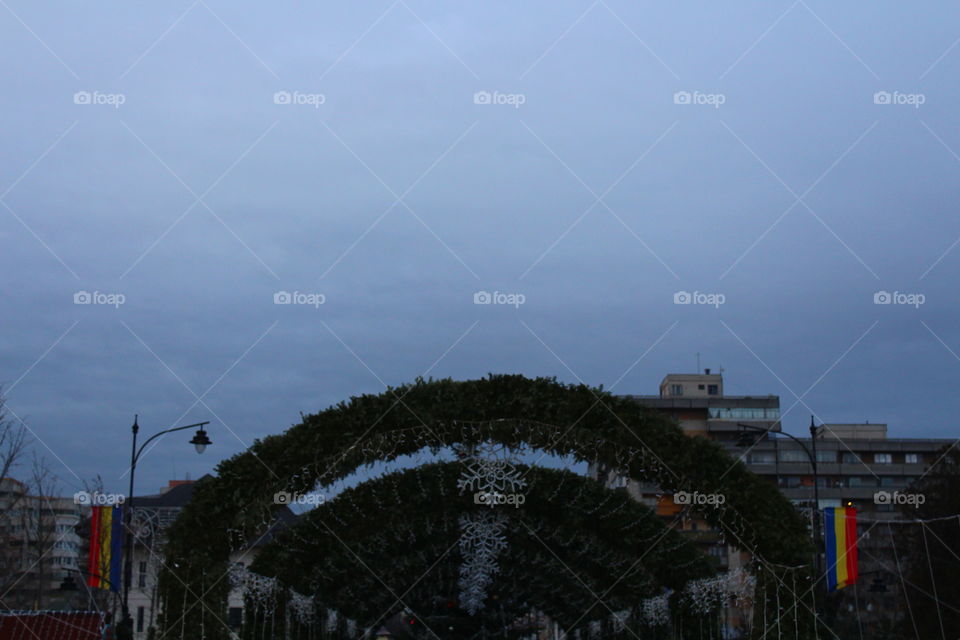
[1,1,959,495]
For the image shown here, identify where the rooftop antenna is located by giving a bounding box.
[696,352,700,373]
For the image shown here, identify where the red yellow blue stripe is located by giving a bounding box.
[824,507,858,591]
[86,505,123,592]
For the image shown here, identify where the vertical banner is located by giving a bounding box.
[824,507,858,591]
[86,505,123,592]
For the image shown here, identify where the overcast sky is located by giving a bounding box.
[2,1,959,496]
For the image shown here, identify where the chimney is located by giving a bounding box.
[704,368,711,375]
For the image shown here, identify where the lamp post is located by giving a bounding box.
[121,416,212,635]
[737,417,824,584]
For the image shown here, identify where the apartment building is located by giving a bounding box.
[0,477,83,610]
[592,371,953,634]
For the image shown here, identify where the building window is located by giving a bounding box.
[841,452,862,464]
[708,407,781,420]
[670,384,683,396]
[138,561,147,588]
[707,384,719,395]
[905,453,921,464]
[779,450,808,463]
[136,607,145,632]
[698,384,705,390]
[748,451,776,464]
[874,453,892,464]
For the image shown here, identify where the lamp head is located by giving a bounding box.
[189,427,212,454]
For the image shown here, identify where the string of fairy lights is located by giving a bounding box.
[230,439,750,635]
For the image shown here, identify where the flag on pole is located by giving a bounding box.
[824,506,858,591]
[86,505,123,592]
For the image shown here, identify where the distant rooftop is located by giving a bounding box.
[820,423,888,440]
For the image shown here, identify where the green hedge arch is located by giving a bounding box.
[160,375,812,639]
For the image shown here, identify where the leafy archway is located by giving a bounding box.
[249,462,715,629]
[160,375,812,639]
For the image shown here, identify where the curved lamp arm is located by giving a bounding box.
[132,421,210,466]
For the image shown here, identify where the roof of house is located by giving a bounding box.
[132,476,208,508]
[130,475,299,547]
[0,611,101,640]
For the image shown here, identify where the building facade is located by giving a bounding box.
[592,371,953,636]
[0,477,83,610]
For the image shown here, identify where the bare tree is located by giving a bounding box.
[0,389,29,504]
[0,391,32,607]
[26,454,62,608]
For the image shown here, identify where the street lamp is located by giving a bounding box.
[737,417,824,586]
[121,416,211,633]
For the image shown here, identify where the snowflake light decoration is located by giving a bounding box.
[458,511,509,614]
[456,442,527,507]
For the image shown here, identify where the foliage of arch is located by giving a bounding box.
[160,375,812,639]
[249,461,715,629]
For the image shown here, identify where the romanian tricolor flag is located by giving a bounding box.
[86,505,123,592]
[824,507,858,592]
